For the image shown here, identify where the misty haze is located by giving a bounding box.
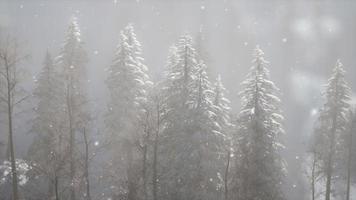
[0,0,355,200]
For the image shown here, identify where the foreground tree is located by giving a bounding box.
[105,24,151,199]
[160,35,224,200]
[313,60,351,200]
[55,17,90,200]
[0,36,29,200]
[233,46,285,200]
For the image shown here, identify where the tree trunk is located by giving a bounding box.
[55,175,59,200]
[6,62,19,200]
[83,128,92,200]
[127,142,137,200]
[311,152,316,200]
[325,113,337,200]
[152,103,160,200]
[346,116,354,200]
[224,149,230,200]
[142,124,150,200]
[66,84,76,200]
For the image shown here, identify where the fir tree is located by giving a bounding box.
[313,60,351,200]
[212,75,234,200]
[159,35,200,200]
[105,24,151,200]
[55,17,89,200]
[28,51,64,199]
[234,46,285,200]
[160,35,224,200]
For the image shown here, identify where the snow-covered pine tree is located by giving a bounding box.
[212,75,234,200]
[313,60,351,200]
[159,34,199,200]
[192,62,226,200]
[27,51,65,199]
[213,75,232,132]
[105,24,151,200]
[234,46,285,200]
[55,17,89,200]
[160,35,224,200]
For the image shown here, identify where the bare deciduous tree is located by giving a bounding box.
[0,36,29,200]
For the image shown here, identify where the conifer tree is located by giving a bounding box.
[212,75,233,200]
[234,46,285,200]
[313,60,351,200]
[28,51,65,199]
[55,17,89,200]
[105,24,151,200]
[160,35,224,200]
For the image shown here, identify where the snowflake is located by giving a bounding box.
[310,108,318,116]
[282,38,288,43]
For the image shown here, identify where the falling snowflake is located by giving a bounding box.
[310,108,318,116]
[282,38,288,43]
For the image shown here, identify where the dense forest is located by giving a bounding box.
[0,1,356,200]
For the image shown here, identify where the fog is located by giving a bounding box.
[0,0,355,200]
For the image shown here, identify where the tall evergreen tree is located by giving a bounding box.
[160,35,199,200]
[234,46,285,200]
[28,51,65,199]
[160,35,224,200]
[313,60,351,200]
[55,17,89,200]
[212,75,233,200]
[105,24,151,200]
